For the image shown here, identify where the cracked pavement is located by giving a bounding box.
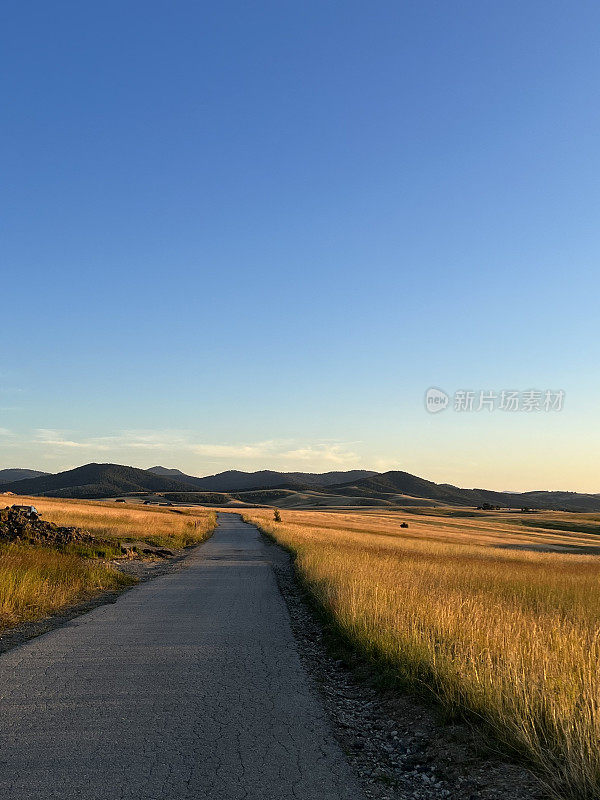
[0,513,365,799]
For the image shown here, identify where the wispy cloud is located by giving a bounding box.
[33,429,185,451]
[26,429,361,468]
[191,440,278,458]
[35,429,95,448]
[277,443,359,465]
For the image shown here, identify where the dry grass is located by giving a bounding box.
[0,495,217,632]
[0,544,132,631]
[3,494,217,549]
[243,507,600,799]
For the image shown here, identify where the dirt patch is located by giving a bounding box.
[262,535,548,800]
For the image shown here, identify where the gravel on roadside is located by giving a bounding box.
[263,535,549,800]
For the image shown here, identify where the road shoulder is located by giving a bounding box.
[257,526,547,800]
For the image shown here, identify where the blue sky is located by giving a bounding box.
[1,1,599,490]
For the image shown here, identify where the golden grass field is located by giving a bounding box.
[242,506,600,799]
[0,495,216,632]
[11,494,217,549]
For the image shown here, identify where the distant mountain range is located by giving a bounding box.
[147,466,378,491]
[0,463,198,499]
[0,464,377,500]
[0,468,49,484]
[1,462,599,512]
[332,471,600,512]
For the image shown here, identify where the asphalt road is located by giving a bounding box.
[0,513,364,800]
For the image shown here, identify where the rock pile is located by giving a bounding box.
[0,507,100,547]
[0,508,178,560]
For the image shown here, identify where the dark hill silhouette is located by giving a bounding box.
[148,466,190,478]
[0,463,197,498]
[331,470,600,512]
[0,468,49,484]
[147,467,377,492]
[3,463,599,512]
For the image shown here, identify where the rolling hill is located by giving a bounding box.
[331,471,510,506]
[0,468,49,484]
[147,466,377,491]
[0,463,198,499]
[331,470,600,512]
[148,466,192,479]
[3,462,599,512]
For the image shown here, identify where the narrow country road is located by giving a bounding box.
[0,513,365,800]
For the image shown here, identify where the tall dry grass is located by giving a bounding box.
[4,495,217,548]
[0,544,132,631]
[0,496,217,631]
[244,508,600,799]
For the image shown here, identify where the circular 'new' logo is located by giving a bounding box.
[425,387,449,414]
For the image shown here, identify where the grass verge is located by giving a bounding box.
[243,507,600,800]
[0,543,133,631]
[0,497,217,632]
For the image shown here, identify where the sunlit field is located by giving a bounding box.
[3,494,217,549]
[0,495,216,631]
[0,545,132,630]
[243,507,600,799]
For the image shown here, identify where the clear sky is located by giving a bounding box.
[2,1,599,491]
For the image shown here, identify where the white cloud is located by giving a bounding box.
[190,440,359,465]
[23,429,363,471]
[33,429,187,451]
[93,431,186,450]
[34,429,94,448]
[278,443,359,465]
[191,440,278,458]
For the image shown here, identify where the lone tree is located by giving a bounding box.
[273,509,282,522]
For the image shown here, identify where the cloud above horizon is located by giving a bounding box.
[7,428,363,472]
